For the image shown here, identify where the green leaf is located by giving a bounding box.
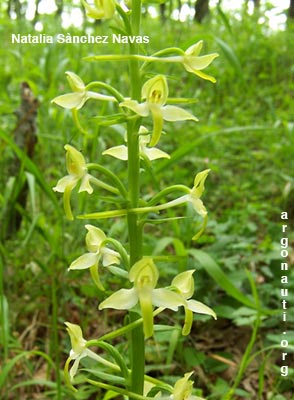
[189,249,257,309]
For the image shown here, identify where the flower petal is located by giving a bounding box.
[51,92,86,110]
[192,169,210,197]
[120,100,149,117]
[85,225,106,251]
[99,288,138,310]
[65,322,87,355]
[185,41,203,57]
[79,174,94,194]
[189,197,207,216]
[103,145,128,160]
[69,357,82,380]
[102,248,120,266]
[142,75,168,106]
[185,67,217,83]
[152,288,183,311]
[161,105,199,122]
[184,54,219,71]
[65,144,88,176]
[69,252,98,270]
[186,299,217,319]
[66,71,85,92]
[81,0,104,18]
[173,371,194,400]
[53,175,77,193]
[81,0,115,19]
[172,270,195,299]
[143,147,170,160]
[129,258,159,288]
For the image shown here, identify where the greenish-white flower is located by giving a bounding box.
[154,372,204,400]
[99,258,183,338]
[69,224,120,290]
[120,75,198,147]
[171,372,204,400]
[151,169,210,217]
[103,126,170,161]
[182,41,219,83]
[52,71,115,110]
[65,322,102,380]
[185,169,210,216]
[81,0,115,20]
[53,144,93,220]
[172,270,216,335]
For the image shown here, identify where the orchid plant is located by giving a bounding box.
[52,1,218,399]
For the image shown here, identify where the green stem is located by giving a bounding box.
[126,1,145,397]
[148,184,190,206]
[103,238,130,269]
[90,176,120,195]
[87,379,153,400]
[86,81,125,103]
[50,271,62,399]
[87,163,127,198]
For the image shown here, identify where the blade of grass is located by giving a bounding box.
[0,130,61,213]
[0,255,9,363]
[189,249,256,309]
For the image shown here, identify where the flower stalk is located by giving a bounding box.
[52,1,218,399]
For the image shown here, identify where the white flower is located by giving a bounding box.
[182,41,218,83]
[99,258,183,338]
[53,144,93,220]
[52,71,115,110]
[120,75,198,146]
[103,126,170,161]
[69,224,121,290]
[64,322,102,380]
[172,270,216,335]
